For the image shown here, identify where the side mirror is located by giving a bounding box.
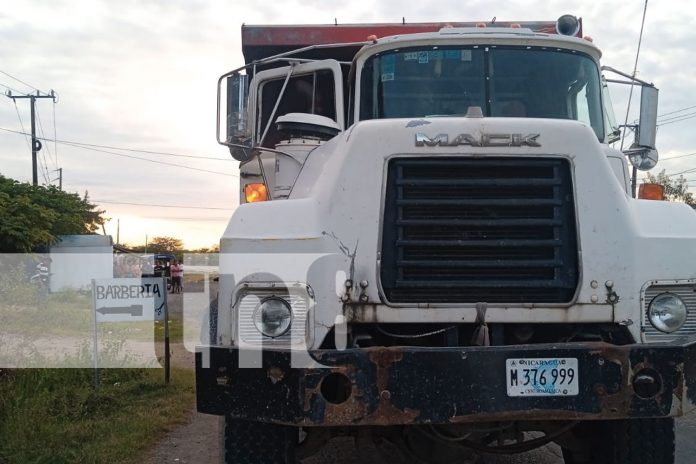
[625,85,659,171]
[217,73,254,161]
[626,147,658,171]
[638,85,658,149]
[226,74,249,142]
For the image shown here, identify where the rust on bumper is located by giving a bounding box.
[196,338,696,426]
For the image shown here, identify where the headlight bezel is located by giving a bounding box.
[252,295,294,338]
[647,292,688,334]
[233,281,314,347]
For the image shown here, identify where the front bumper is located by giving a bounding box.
[196,338,696,426]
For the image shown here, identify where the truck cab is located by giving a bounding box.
[197,16,696,464]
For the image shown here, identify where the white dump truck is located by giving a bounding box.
[196,16,696,463]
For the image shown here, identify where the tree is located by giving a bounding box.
[0,175,105,252]
[147,236,184,254]
[645,170,696,207]
[189,244,220,254]
[122,244,146,253]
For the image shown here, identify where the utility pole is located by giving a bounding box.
[5,90,57,186]
[116,219,120,245]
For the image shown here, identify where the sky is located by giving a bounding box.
[1,0,695,249]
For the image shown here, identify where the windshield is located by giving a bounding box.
[359,46,604,140]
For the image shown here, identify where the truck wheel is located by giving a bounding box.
[562,418,675,464]
[224,416,296,464]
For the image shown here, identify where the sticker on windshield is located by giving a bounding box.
[381,73,394,82]
[461,50,472,61]
[404,52,418,61]
[445,50,460,60]
[418,51,429,64]
[382,54,396,74]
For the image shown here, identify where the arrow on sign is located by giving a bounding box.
[96,305,144,317]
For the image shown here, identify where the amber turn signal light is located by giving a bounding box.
[244,183,268,203]
[638,183,665,201]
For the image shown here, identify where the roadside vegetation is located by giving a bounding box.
[0,175,104,252]
[645,169,696,206]
[0,368,194,464]
[0,175,198,464]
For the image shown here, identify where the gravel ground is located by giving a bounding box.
[146,412,696,464]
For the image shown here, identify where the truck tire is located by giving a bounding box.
[208,297,218,344]
[562,418,675,464]
[224,416,296,464]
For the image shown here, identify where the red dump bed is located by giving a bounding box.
[241,20,582,63]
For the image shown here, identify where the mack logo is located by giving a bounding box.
[415,132,541,147]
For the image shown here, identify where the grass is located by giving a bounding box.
[0,367,195,464]
[0,290,93,338]
[153,319,183,343]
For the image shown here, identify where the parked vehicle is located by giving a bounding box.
[197,16,696,463]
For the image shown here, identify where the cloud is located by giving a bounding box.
[2,0,696,246]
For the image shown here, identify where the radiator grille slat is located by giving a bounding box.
[396,219,562,227]
[396,178,562,186]
[396,199,563,206]
[380,157,578,304]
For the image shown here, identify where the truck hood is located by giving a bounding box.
[220,117,696,346]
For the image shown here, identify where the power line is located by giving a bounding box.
[62,140,232,161]
[36,145,50,184]
[59,140,238,177]
[0,125,232,161]
[131,216,231,221]
[35,106,60,187]
[111,216,230,223]
[92,199,233,210]
[657,105,696,119]
[52,97,59,169]
[0,82,28,96]
[657,111,696,124]
[658,113,696,127]
[12,100,32,152]
[0,69,40,93]
[660,151,696,161]
[663,167,696,178]
[32,111,51,185]
[35,105,57,175]
[0,126,238,177]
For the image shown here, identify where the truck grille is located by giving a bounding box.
[380,157,578,303]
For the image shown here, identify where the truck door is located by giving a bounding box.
[248,59,345,148]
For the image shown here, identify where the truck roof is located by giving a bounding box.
[241,20,583,63]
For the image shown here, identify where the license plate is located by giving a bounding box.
[506,358,579,397]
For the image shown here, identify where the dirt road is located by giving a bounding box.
[146,405,696,464]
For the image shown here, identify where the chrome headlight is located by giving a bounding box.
[253,297,293,338]
[648,293,688,333]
